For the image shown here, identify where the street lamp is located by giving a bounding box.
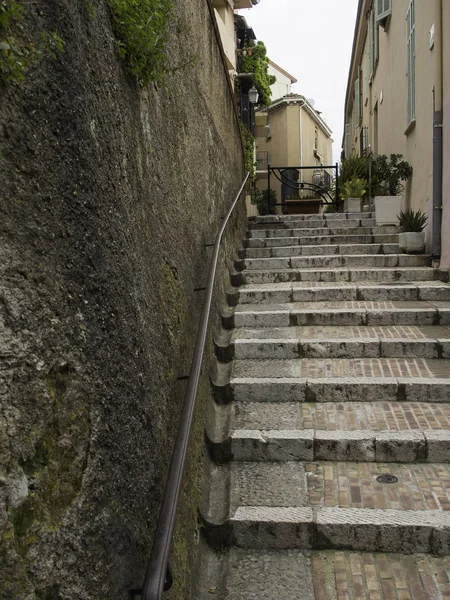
[248,85,259,104]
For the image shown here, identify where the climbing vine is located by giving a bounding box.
[106,0,173,85]
[0,0,65,84]
[241,41,276,106]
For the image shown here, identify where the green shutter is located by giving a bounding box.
[345,123,350,158]
[376,0,392,22]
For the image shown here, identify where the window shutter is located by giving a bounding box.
[376,0,392,22]
[354,76,360,129]
[345,123,350,158]
[406,0,416,123]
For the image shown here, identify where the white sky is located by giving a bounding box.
[238,0,359,163]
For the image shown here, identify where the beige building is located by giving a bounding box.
[211,0,258,77]
[343,0,450,266]
[256,95,334,212]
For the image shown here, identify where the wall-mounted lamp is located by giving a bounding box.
[248,85,259,104]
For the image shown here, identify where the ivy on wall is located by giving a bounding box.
[241,41,275,106]
[106,0,173,86]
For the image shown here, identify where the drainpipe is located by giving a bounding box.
[298,100,305,168]
[432,0,443,259]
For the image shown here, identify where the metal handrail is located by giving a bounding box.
[140,173,250,600]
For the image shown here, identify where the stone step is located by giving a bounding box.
[237,267,437,285]
[231,281,450,304]
[212,358,450,404]
[216,325,450,361]
[202,455,450,553]
[229,427,450,462]
[247,233,399,248]
[244,242,400,258]
[248,226,399,239]
[250,218,376,230]
[251,212,374,223]
[242,254,430,271]
[233,401,450,433]
[226,301,450,328]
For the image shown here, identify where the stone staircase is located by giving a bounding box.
[196,212,450,599]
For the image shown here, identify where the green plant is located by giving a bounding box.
[254,188,277,215]
[371,154,413,196]
[106,0,173,85]
[241,41,275,106]
[398,208,428,232]
[342,178,367,200]
[0,0,65,83]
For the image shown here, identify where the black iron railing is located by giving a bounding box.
[267,164,340,212]
[134,173,250,600]
[256,151,270,171]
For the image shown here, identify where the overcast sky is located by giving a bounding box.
[238,0,359,163]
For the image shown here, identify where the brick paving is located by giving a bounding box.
[312,551,450,600]
[306,462,450,511]
[300,402,450,431]
[296,358,436,378]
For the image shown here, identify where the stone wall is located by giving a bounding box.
[0,0,245,598]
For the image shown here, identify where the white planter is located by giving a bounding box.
[374,195,403,225]
[344,197,362,213]
[398,232,425,254]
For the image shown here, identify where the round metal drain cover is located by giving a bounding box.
[376,474,398,484]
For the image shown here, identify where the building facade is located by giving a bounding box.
[343,0,450,264]
[256,95,334,212]
[268,60,297,101]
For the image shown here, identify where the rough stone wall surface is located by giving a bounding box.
[0,0,245,598]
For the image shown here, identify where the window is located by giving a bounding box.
[314,126,318,151]
[376,0,392,23]
[406,0,416,124]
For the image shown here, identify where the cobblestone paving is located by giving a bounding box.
[306,462,450,510]
[301,403,450,431]
[312,551,450,599]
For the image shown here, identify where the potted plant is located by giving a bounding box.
[342,177,367,213]
[372,154,413,225]
[398,209,428,253]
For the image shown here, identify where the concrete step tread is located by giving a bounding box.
[194,543,314,600]
[235,300,450,312]
[251,212,374,222]
[245,243,400,257]
[227,505,450,552]
[229,427,450,462]
[249,227,399,239]
[221,325,450,360]
[233,280,450,304]
[228,461,450,510]
[231,324,450,341]
[242,254,430,270]
[230,357,450,380]
[239,267,438,285]
[248,234,399,248]
[234,401,450,432]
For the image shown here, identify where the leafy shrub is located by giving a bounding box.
[254,188,277,215]
[342,178,367,200]
[371,154,413,196]
[107,0,173,85]
[398,209,428,232]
